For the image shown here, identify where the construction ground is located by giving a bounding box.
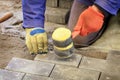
[0,0,120,80]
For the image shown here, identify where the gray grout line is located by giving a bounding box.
[77,56,83,68]
[48,64,56,77]
[21,73,26,80]
[98,72,102,80]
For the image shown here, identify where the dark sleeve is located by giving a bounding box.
[94,0,120,15]
[22,0,46,28]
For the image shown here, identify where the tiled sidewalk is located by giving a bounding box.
[0,50,119,80]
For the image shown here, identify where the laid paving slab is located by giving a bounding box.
[79,57,107,72]
[6,57,55,77]
[99,63,120,80]
[92,16,120,51]
[45,7,69,24]
[80,57,120,80]
[100,73,120,80]
[34,52,82,67]
[75,48,108,59]
[0,69,25,80]
[107,50,120,64]
[59,0,73,9]
[46,0,58,7]
[23,74,53,80]
[50,65,100,80]
[45,22,66,34]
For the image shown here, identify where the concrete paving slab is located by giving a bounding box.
[45,7,69,24]
[45,22,66,33]
[100,73,120,80]
[79,57,107,72]
[75,48,108,59]
[23,74,53,80]
[46,0,58,7]
[100,62,120,80]
[92,16,120,51]
[34,52,82,67]
[50,65,100,80]
[0,69,25,80]
[6,57,55,77]
[59,0,73,9]
[107,50,120,64]
[80,57,120,80]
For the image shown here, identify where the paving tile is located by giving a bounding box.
[46,0,58,7]
[34,52,82,67]
[100,73,120,80]
[92,16,120,51]
[50,65,100,80]
[6,57,55,77]
[100,61,120,80]
[79,57,107,72]
[23,74,53,80]
[75,48,108,59]
[45,22,66,33]
[45,7,69,24]
[59,0,73,9]
[80,57,120,80]
[0,69,25,80]
[107,50,120,64]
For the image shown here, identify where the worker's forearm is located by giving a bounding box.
[94,0,120,15]
[22,0,46,28]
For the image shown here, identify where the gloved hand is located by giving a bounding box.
[25,28,48,55]
[72,5,104,38]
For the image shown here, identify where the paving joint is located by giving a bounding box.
[48,64,56,77]
[77,55,83,68]
[21,73,26,80]
[98,72,102,80]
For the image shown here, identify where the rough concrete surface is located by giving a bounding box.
[6,58,55,77]
[45,7,69,24]
[46,0,58,8]
[0,1,120,80]
[79,56,120,80]
[23,74,53,80]
[50,65,100,80]
[107,50,120,64]
[59,0,73,9]
[79,57,107,72]
[92,15,120,51]
[35,52,82,67]
[0,69,25,80]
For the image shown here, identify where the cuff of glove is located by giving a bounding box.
[94,4,111,18]
[23,20,44,28]
[94,0,118,15]
[25,28,45,36]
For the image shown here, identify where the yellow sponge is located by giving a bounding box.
[54,42,73,51]
[52,27,71,41]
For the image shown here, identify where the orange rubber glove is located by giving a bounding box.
[72,6,104,38]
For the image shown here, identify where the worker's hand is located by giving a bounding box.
[72,5,104,38]
[25,28,48,55]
